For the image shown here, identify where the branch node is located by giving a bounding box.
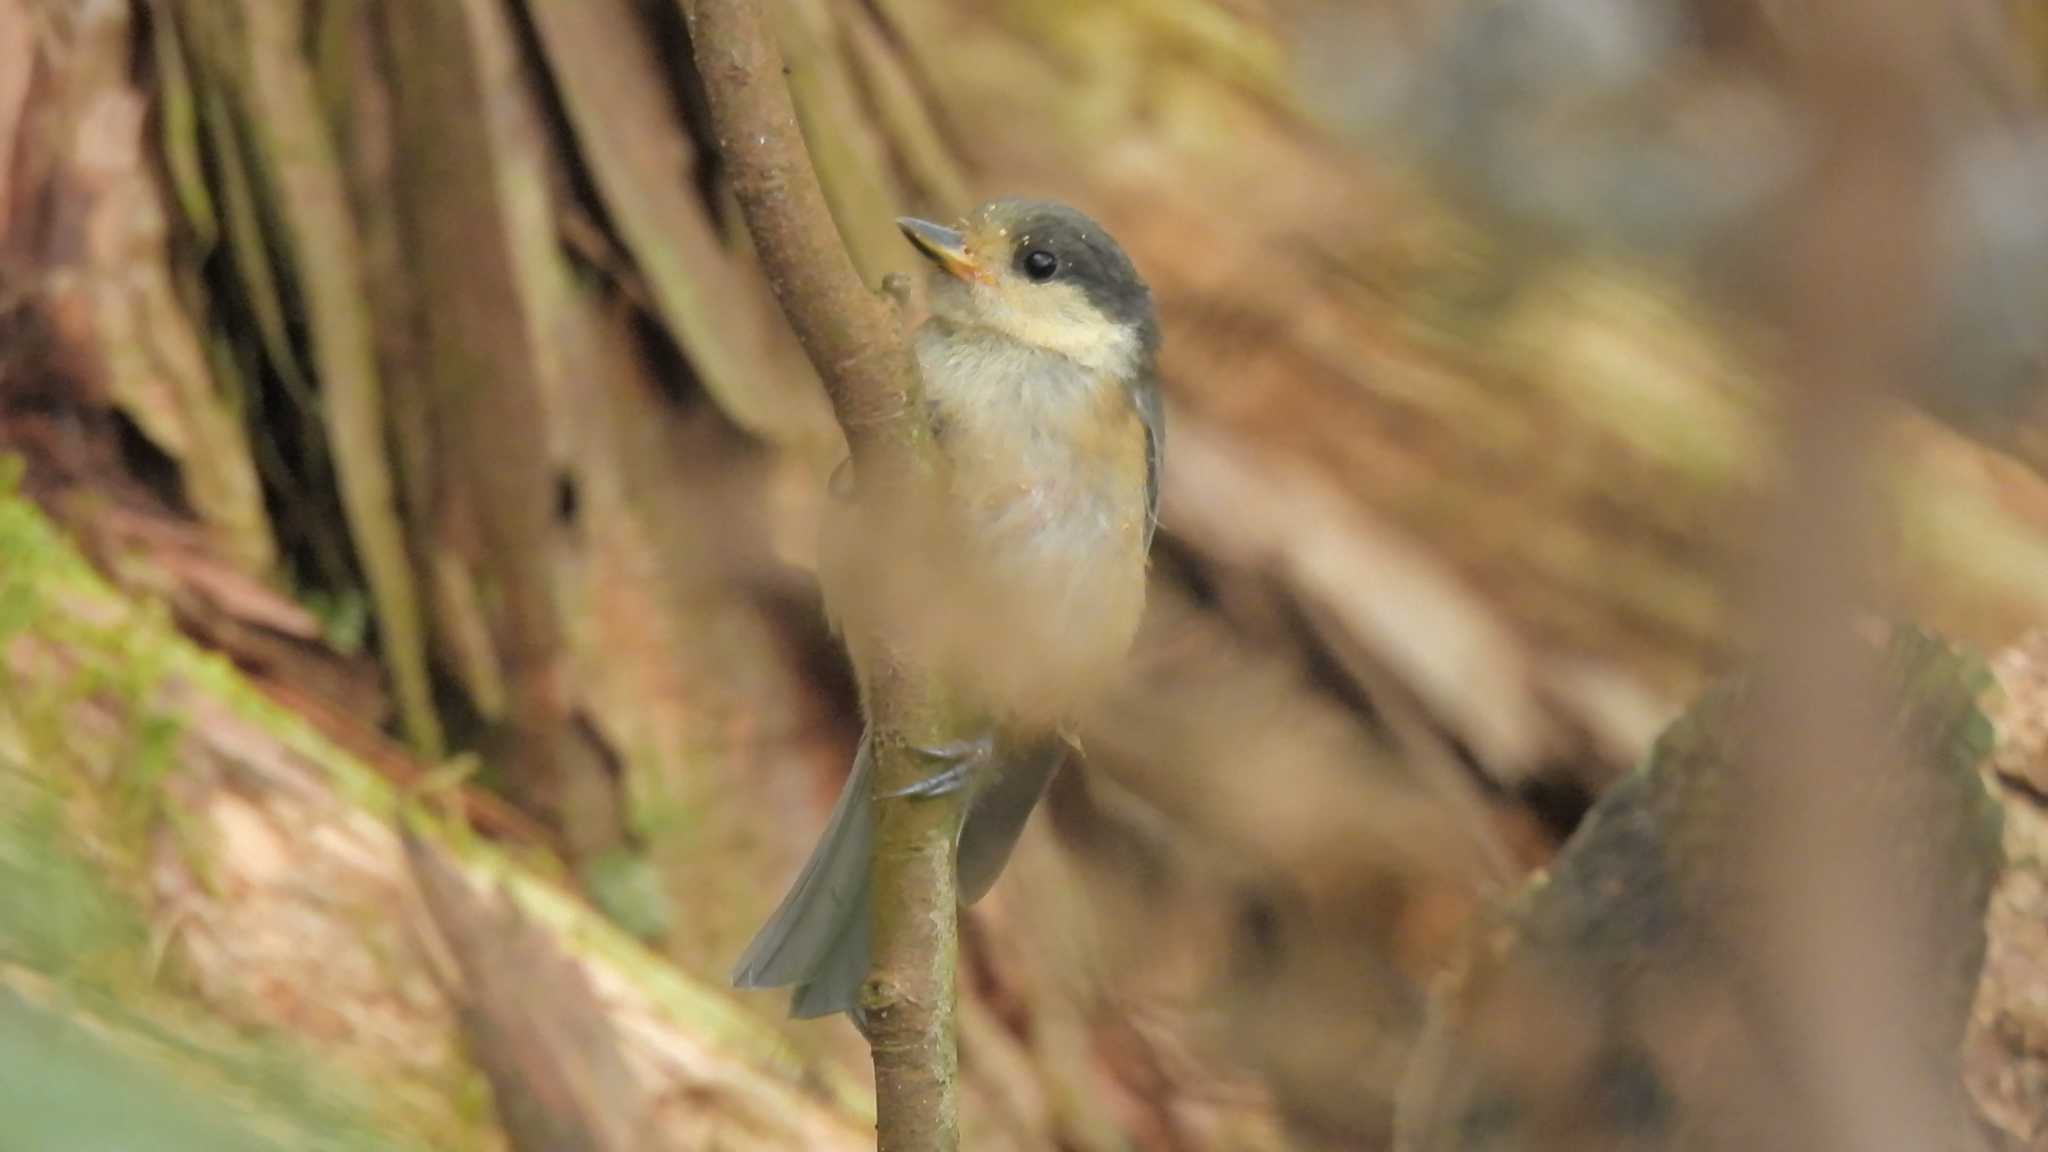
[881,271,915,313]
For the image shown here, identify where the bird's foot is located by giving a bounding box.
[880,734,997,800]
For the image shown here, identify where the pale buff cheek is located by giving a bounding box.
[979,280,1142,379]
[930,267,1140,380]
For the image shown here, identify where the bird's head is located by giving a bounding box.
[897,199,1157,379]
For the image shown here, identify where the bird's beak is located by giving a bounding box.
[897,217,988,284]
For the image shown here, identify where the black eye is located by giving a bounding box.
[1021,249,1058,282]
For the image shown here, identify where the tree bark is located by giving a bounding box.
[685,2,966,1147]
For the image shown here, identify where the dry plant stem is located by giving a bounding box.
[1741,3,1956,1147]
[683,1,962,1149]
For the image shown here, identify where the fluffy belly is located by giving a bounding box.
[875,321,1155,724]
[815,426,1148,728]
[956,466,1148,722]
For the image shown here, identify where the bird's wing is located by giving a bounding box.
[957,740,1067,904]
[1132,375,1165,551]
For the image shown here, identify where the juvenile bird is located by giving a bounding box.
[732,199,1164,1019]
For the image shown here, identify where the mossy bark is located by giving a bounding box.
[0,492,872,1150]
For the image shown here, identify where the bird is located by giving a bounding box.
[731,199,1164,1020]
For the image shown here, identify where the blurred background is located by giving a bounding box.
[2,0,2048,1149]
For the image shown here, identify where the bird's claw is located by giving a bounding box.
[879,735,996,800]
[883,764,974,799]
[914,735,996,765]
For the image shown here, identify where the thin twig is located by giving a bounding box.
[681,0,922,458]
[682,2,964,1149]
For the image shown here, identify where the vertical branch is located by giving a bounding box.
[682,2,963,1149]
[1739,2,1979,1146]
[680,0,924,460]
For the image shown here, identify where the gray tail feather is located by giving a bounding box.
[732,735,874,1019]
[956,741,1063,904]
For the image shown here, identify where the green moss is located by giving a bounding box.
[0,489,450,1147]
[0,485,869,1129]
[0,768,147,981]
[0,984,351,1152]
[0,760,427,1148]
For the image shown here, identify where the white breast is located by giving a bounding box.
[913,323,1150,721]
